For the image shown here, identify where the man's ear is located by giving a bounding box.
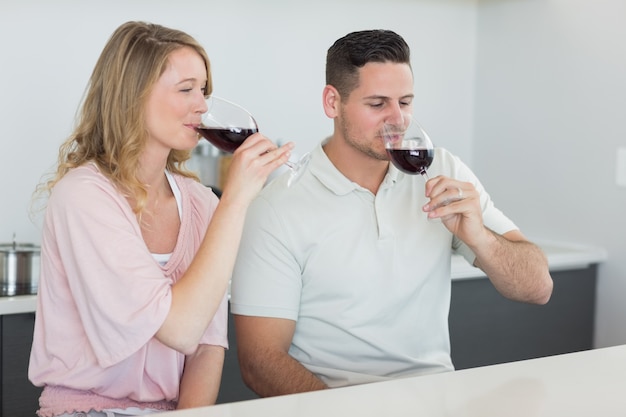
[322,85,340,118]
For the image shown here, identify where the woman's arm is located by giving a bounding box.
[177,344,225,408]
[157,137,293,354]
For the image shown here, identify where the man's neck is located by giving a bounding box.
[322,137,389,194]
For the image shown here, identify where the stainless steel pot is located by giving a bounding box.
[0,241,40,296]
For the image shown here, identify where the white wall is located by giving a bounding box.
[0,0,476,244]
[474,0,626,347]
[2,0,624,349]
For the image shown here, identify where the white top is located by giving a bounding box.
[231,143,516,387]
[151,171,183,266]
[149,344,626,417]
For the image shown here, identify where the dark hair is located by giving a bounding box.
[325,29,411,100]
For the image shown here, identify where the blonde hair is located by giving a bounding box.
[36,21,212,215]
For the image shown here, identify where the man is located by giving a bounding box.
[230,29,553,397]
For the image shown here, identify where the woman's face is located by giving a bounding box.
[144,46,208,156]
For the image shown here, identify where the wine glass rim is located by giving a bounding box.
[201,95,258,129]
[206,95,252,112]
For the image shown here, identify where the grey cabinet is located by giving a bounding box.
[1,313,41,417]
[217,306,258,404]
[449,265,596,369]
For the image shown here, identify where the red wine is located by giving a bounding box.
[196,127,258,153]
[387,148,433,175]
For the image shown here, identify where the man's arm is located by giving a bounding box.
[425,176,553,305]
[234,315,328,397]
[472,229,553,304]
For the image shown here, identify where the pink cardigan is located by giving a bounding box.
[28,164,227,416]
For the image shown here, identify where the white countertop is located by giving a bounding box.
[0,241,607,316]
[0,294,37,315]
[155,344,626,417]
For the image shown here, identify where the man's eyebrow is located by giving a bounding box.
[363,94,415,100]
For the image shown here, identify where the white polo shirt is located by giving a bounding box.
[231,141,516,388]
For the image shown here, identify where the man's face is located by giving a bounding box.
[336,62,414,161]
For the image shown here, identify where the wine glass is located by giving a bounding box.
[195,96,311,187]
[382,114,434,179]
[384,114,442,220]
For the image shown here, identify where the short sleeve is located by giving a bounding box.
[435,149,518,264]
[230,196,302,321]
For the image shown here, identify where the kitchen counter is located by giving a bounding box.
[0,241,607,316]
[0,293,37,316]
[158,344,626,417]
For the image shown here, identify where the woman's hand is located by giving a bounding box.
[220,133,294,207]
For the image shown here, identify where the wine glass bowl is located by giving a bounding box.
[382,115,434,178]
[194,96,310,187]
[195,96,259,153]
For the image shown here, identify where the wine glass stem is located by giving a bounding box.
[421,171,430,180]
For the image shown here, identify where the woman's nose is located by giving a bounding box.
[197,93,208,114]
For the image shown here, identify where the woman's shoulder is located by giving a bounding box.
[54,163,110,193]
[50,163,123,212]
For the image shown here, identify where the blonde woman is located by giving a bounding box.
[28,21,292,417]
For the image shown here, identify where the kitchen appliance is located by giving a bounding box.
[0,236,40,296]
